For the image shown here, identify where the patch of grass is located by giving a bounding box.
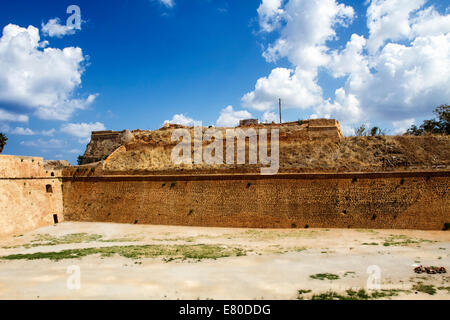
[263,246,307,254]
[310,273,340,281]
[153,236,196,243]
[100,237,141,243]
[382,235,433,247]
[438,286,450,293]
[362,242,379,246]
[297,289,311,299]
[298,289,312,295]
[31,233,103,245]
[370,289,408,299]
[345,289,370,300]
[310,291,345,300]
[309,289,407,300]
[412,283,436,295]
[9,233,141,249]
[0,244,246,262]
[241,229,317,240]
[355,229,378,234]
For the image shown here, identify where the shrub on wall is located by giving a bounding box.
[77,155,84,165]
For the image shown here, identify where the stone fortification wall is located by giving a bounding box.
[62,171,449,230]
[0,155,64,237]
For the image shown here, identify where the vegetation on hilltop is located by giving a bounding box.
[0,133,7,154]
[407,104,449,136]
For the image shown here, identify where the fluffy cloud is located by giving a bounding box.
[60,122,106,143]
[257,0,284,32]
[41,18,77,38]
[11,127,35,135]
[20,138,64,149]
[261,0,354,67]
[0,24,97,122]
[262,111,279,123]
[216,106,252,127]
[244,0,450,132]
[0,109,28,123]
[0,123,10,132]
[392,118,415,135]
[41,128,56,136]
[164,114,197,126]
[242,67,323,111]
[366,0,425,54]
[244,0,354,113]
[10,127,55,136]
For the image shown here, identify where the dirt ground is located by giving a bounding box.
[0,222,448,300]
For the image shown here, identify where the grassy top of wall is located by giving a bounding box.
[73,131,450,175]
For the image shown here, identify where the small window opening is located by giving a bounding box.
[51,172,55,177]
[53,214,59,224]
[46,184,53,193]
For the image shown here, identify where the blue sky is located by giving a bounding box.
[0,0,449,163]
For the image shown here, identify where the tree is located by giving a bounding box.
[407,104,449,135]
[77,155,84,165]
[0,133,7,154]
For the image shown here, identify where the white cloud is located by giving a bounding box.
[60,122,106,143]
[41,18,77,38]
[242,67,323,111]
[0,123,10,132]
[411,6,450,37]
[262,111,279,123]
[10,127,56,136]
[0,24,97,121]
[159,0,175,8]
[0,109,29,123]
[312,88,364,123]
[11,127,35,135]
[329,34,368,79]
[392,118,415,135]
[366,0,425,54]
[216,106,252,127]
[257,0,285,32]
[261,0,354,67]
[245,0,450,132]
[356,34,450,120]
[41,129,56,136]
[164,114,197,126]
[20,138,64,148]
[245,0,354,114]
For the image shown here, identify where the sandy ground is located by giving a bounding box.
[0,222,448,300]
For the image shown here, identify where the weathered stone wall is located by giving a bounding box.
[0,155,64,238]
[62,171,449,230]
[82,130,134,164]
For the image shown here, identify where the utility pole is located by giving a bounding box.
[279,98,282,124]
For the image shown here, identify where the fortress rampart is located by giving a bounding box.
[62,170,449,230]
